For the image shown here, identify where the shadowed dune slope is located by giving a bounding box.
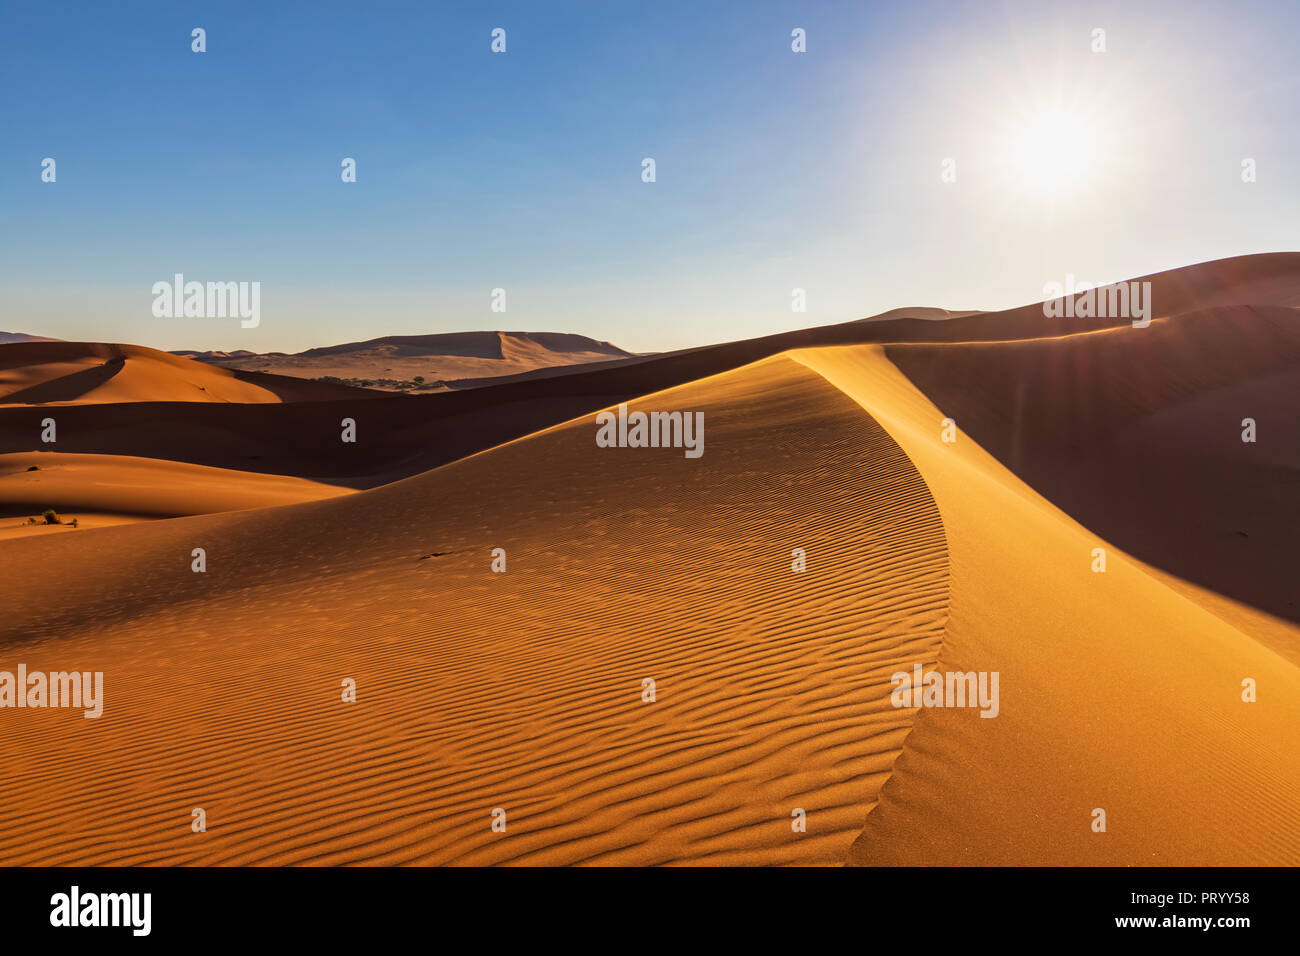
[0,342,384,405]
[0,354,948,865]
[794,346,1300,866]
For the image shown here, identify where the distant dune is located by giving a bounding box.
[0,252,1297,866]
[0,331,62,344]
[0,341,386,405]
[175,330,638,390]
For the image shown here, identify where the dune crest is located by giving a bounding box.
[794,346,1300,865]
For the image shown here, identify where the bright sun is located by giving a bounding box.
[1006,107,1106,197]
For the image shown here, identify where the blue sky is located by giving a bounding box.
[1,0,1296,353]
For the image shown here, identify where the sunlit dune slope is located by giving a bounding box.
[0,354,948,866]
[0,342,384,405]
[795,346,1300,866]
[0,451,352,538]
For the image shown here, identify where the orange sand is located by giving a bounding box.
[0,251,1297,866]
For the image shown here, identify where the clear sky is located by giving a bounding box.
[1,0,1296,354]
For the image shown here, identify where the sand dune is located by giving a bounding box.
[885,304,1300,626]
[795,346,1300,865]
[184,330,637,389]
[6,253,1290,486]
[0,342,384,405]
[0,451,353,539]
[0,252,1296,867]
[0,356,948,865]
[0,332,61,345]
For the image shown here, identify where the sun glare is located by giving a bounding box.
[1005,107,1106,197]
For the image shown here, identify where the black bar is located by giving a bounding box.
[0,866,1283,943]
